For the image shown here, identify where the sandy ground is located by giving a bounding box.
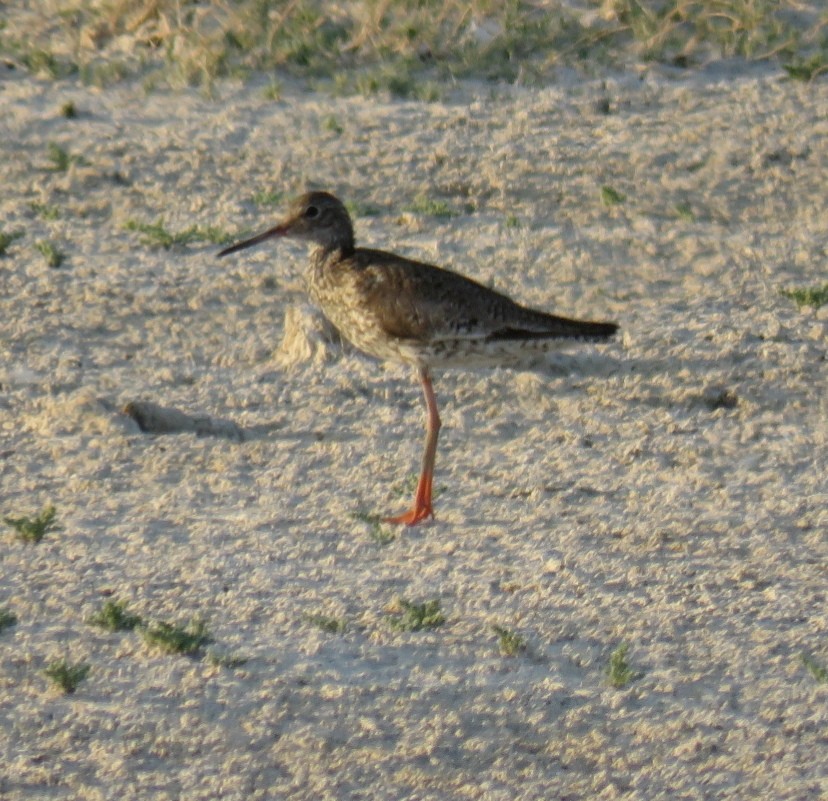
[1,61,827,800]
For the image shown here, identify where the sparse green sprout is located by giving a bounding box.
[674,202,695,221]
[345,200,381,218]
[601,185,626,206]
[491,625,526,656]
[405,195,458,219]
[784,55,828,82]
[323,115,343,135]
[124,219,234,249]
[0,230,24,256]
[60,101,77,118]
[86,600,143,632]
[351,510,395,545]
[0,608,18,633]
[304,613,348,634]
[206,650,248,668]
[36,240,65,268]
[606,642,640,688]
[139,618,212,656]
[504,214,521,229]
[252,190,284,208]
[47,142,85,171]
[262,80,282,100]
[780,283,828,309]
[44,659,90,694]
[388,598,444,632]
[4,504,57,543]
[30,201,60,220]
[801,653,828,683]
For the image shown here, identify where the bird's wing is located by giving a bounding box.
[348,249,617,343]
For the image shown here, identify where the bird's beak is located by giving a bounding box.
[217,223,289,258]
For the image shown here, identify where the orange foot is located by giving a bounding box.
[384,502,434,526]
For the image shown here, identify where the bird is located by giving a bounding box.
[218,191,618,525]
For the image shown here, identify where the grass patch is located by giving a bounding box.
[30,201,60,220]
[0,608,18,634]
[784,53,828,81]
[504,214,522,229]
[780,283,828,309]
[387,598,445,632]
[125,219,235,249]
[322,114,343,135]
[60,101,77,118]
[491,624,526,656]
[205,649,248,668]
[36,240,65,268]
[351,510,396,545]
[251,189,285,208]
[139,618,212,656]
[46,142,86,171]
[601,185,626,206]
[801,653,828,683]
[4,504,57,543]
[86,600,143,632]
[405,195,458,219]
[304,612,348,634]
[345,200,382,218]
[44,659,90,694]
[606,642,641,688]
[0,230,24,256]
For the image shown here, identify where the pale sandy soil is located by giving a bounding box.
[0,61,826,800]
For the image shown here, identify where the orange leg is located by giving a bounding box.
[385,367,441,526]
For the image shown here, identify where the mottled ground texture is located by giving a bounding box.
[1,61,826,800]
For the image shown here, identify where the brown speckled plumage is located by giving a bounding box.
[218,191,619,525]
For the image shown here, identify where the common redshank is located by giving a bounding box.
[218,191,618,525]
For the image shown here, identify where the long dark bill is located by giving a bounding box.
[217,224,287,258]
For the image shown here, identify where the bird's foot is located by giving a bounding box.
[384,502,434,527]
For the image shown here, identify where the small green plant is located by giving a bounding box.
[504,214,522,229]
[784,54,828,82]
[801,653,828,684]
[606,642,640,688]
[4,504,57,543]
[351,510,395,545]
[252,190,284,207]
[0,608,18,633]
[674,202,695,221]
[405,195,458,219]
[124,219,234,249]
[44,659,90,694]
[86,600,143,632]
[780,283,828,309]
[60,101,77,118]
[601,185,626,206]
[491,624,526,656]
[304,613,348,634]
[139,618,212,656]
[262,80,282,100]
[47,142,85,171]
[0,230,24,256]
[322,115,343,135]
[388,598,444,632]
[36,240,64,268]
[30,201,60,220]
[206,649,248,668]
[345,200,382,218]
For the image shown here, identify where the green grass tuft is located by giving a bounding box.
[36,240,65,268]
[86,600,143,632]
[304,612,348,634]
[0,608,18,634]
[139,618,212,656]
[125,219,235,248]
[491,624,526,656]
[405,195,458,219]
[801,653,828,683]
[606,642,641,688]
[601,185,626,206]
[4,504,57,543]
[0,230,24,256]
[44,659,90,694]
[30,201,60,220]
[388,598,445,632]
[780,283,828,309]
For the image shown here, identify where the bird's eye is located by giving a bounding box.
[305,206,319,218]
